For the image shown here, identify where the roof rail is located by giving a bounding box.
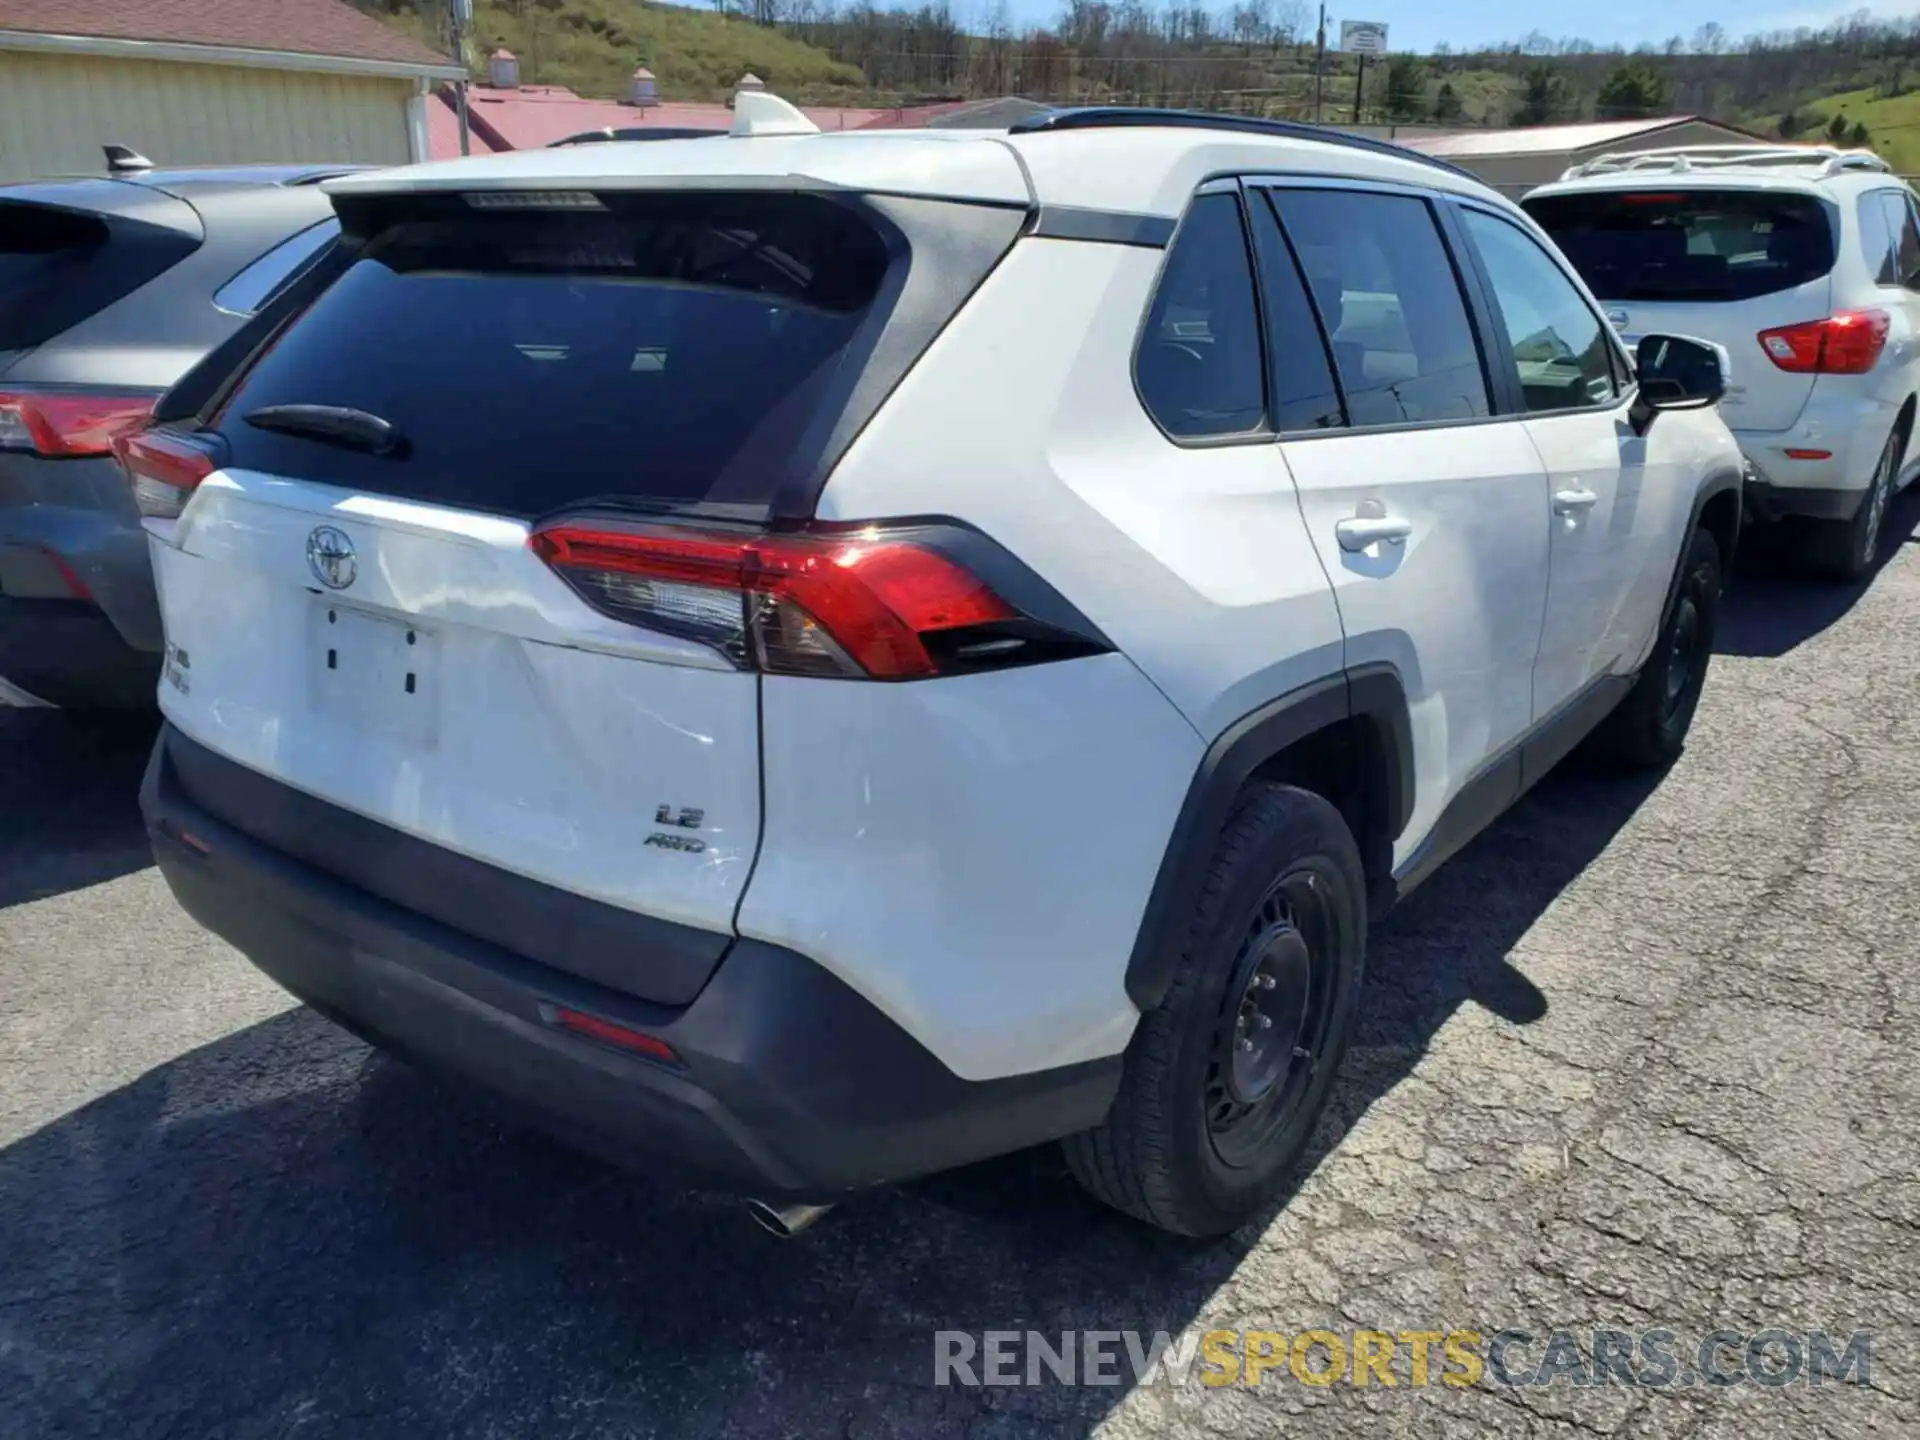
[1561,143,1891,182]
[1008,107,1478,181]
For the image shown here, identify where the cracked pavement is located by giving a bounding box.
[2,502,1917,1439]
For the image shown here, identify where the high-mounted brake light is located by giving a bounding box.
[112,428,222,519]
[530,524,1024,680]
[0,389,154,457]
[1758,310,1890,375]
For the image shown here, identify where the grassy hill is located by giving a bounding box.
[363,1,865,101]
[1793,87,1920,173]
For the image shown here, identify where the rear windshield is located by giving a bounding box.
[0,196,202,350]
[1524,189,1835,302]
[0,204,106,349]
[214,192,895,517]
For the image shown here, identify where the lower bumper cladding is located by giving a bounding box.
[141,724,1120,1199]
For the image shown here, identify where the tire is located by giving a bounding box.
[1063,785,1366,1237]
[1598,525,1721,771]
[1808,422,1902,582]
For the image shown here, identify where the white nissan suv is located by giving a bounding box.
[1526,144,1920,579]
[126,97,1743,1237]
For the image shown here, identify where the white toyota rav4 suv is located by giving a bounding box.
[127,98,1743,1237]
[1526,144,1920,579]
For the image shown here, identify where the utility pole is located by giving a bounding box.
[451,0,471,156]
[1312,3,1326,123]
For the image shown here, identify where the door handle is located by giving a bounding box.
[1334,515,1413,552]
[1553,487,1600,515]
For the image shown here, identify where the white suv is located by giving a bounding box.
[1526,144,1920,579]
[127,98,1743,1237]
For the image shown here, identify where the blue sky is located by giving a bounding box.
[992,0,1901,53]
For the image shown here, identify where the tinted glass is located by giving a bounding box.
[1877,191,1920,289]
[0,204,108,348]
[1858,192,1898,286]
[214,218,340,316]
[1247,193,1344,431]
[1269,189,1489,428]
[0,197,198,349]
[1461,209,1618,414]
[215,193,892,517]
[1136,192,1266,438]
[1525,189,1834,302]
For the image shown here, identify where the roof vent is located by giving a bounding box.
[488,48,519,89]
[629,66,658,108]
[730,90,819,138]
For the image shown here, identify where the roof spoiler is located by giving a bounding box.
[103,144,153,175]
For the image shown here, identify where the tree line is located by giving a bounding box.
[745,2,1920,128]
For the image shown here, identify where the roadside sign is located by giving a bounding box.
[1340,20,1388,54]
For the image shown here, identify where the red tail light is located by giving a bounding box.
[530,524,1023,680]
[0,389,154,457]
[1757,310,1890,375]
[112,428,223,519]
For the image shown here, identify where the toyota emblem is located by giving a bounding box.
[306,525,357,590]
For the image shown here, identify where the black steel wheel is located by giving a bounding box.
[1063,784,1366,1237]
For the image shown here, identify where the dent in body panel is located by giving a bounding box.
[740,654,1204,1081]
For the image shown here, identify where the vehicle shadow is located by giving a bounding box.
[1715,485,1920,660]
[0,760,1658,1439]
[0,709,156,908]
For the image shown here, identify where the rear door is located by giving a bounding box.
[1525,185,1836,433]
[1253,182,1551,870]
[145,189,918,966]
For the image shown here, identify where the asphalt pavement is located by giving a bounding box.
[2,502,1916,1439]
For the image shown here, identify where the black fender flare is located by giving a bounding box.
[1663,466,1744,621]
[1124,664,1414,1011]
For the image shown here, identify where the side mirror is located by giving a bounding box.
[1629,333,1728,435]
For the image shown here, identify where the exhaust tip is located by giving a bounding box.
[745,1199,835,1239]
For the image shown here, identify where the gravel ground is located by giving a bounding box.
[2,503,1916,1439]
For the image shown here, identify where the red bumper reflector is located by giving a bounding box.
[550,1005,679,1062]
[1783,448,1833,461]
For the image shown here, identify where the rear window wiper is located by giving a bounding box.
[244,404,407,457]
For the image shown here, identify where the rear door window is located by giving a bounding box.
[213,192,896,517]
[1135,191,1268,439]
[1267,188,1490,428]
[1245,192,1343,431]
[1524,189,1835,302]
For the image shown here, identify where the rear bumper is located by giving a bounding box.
[1733,389,1903,516]
[142,724,1119,1198]
[0,453,162,653]
[0,596,159,707]
[1741,477,1867,523]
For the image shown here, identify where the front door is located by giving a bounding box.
[1453,204,1667,719]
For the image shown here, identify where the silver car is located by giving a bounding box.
[0,158,351,707]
